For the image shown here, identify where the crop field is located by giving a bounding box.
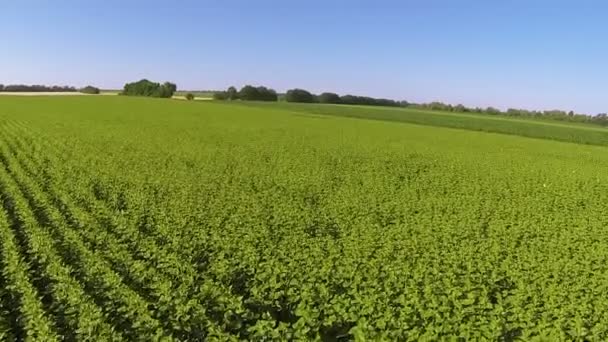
[0,96,608,340]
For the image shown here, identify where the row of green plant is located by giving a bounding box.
[1,96,608,339]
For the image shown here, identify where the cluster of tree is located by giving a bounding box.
[285,89,315,103]
[121,79,177,98]
[0,84,77,92]
[185,93,195,101]
[592,113,608,126]
[280,88,405,107]
[213,85,277,101]
[277,88,406,107]
[79,86,100,94]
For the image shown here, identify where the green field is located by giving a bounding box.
[233,101,608,147]
[0,96,608,340]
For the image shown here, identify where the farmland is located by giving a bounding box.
[0,96,608,340]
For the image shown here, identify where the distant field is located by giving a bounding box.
[0,96,608,340]
[230,101,608,147]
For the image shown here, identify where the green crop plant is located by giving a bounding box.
[0,95,607,340]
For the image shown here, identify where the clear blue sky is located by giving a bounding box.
[2,0,608,114]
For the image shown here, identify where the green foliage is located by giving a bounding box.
[121,79,176,98]
[238,85,278,101]
[1,95,608,340]
[0,84,77,92]
[212,91,227,100]
[79,86,100,94]
[318,92,341,104]
[226,86,238,100]
[185,93,195,101]
[340,94,400,107]
[213,86,239,101]
[285,89,315,103]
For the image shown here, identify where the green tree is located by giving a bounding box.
[227,86,238,100]
[80,86,100,94]
[285,89,315,103]
[238,85,278,101]
[213,91,228,100]
[122,79,176,98]
[318,92,341,104]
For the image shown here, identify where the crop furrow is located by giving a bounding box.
[0,157,127,340]
[0,125,235,340]
[0,139,174,340]
[0,203,59,341]
[3,120,197,259]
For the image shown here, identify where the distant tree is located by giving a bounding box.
[238,85,277,101]
[285,88,315,103]
[256,86,278,101]
[374,98,400,107]
[122,79,176,98]
[238,85,258,101]
[339,94,400,107]
[213,91,228,100]
[80,86,100,94]
[226,86,238,100]
[318,92,341,104]
[1,84,76,92]
[506,108,522,116]
[485,107,501,115]
[185,93,195,100]
[426,102,448,111]
[164,82,177,94]
[0,84,3,92]
[592,113,608,126]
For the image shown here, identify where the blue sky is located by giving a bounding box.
[1,0,607,113]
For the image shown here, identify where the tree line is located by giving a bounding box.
[0,84,102,94]
[0,84,77,92]
[213,85,608,127]
[213,85,278,101]
[213,86,405,106]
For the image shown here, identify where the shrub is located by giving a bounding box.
[285,89,315,103]
[80,86,100,94]
[185,93,195,101]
